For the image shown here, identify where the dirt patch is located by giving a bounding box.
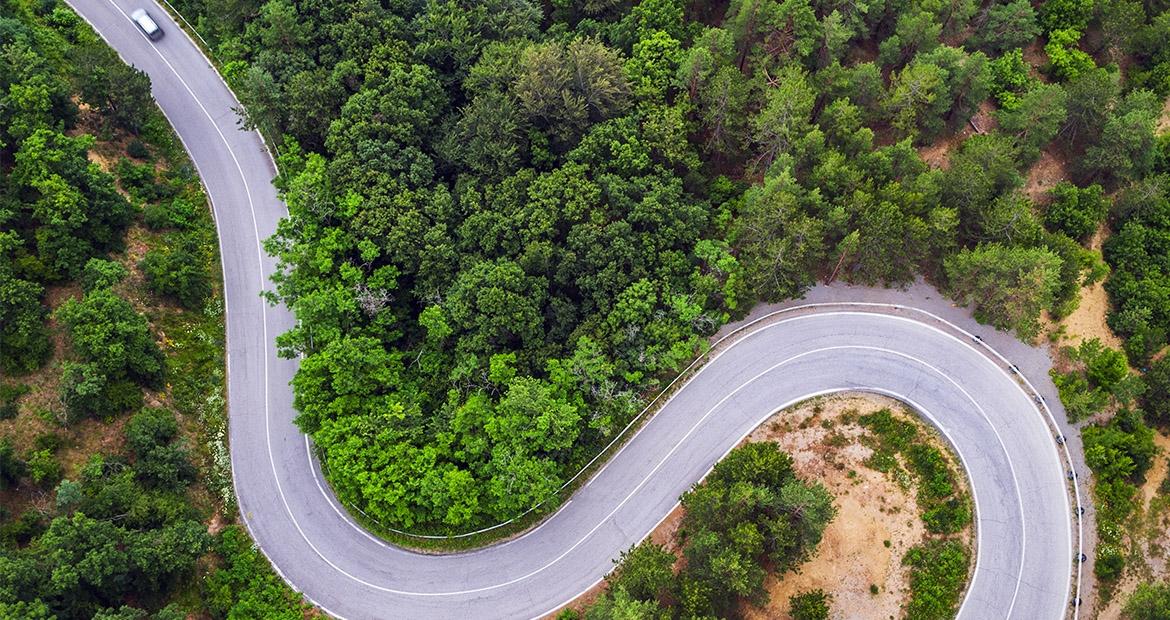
[1051,225,1123,350]
[1022,40,1049,75]
[1157,97,1170,135]
[1024,148,1071,203]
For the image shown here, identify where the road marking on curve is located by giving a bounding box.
[73,4,1073,615]
[268,334,1033,604]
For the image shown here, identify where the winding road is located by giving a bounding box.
[68,1,1082,618]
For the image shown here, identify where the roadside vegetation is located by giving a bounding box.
[0,1,304,617]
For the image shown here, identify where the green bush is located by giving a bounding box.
[989,49,1035,110]
[115,158,176,203]
[789,589,830,620]
[1124,581,1170,619]
[0,383,29,420]
[1045,182,1108,241]
[126,407,195,489]
[126,138,150,160]
[80,257,129,292]
[0,440,26,490]
[1046,30,1096,82]
[140,234,211,309]
[143,197,200,231]
[26,449,62,488]
[204,526,307,620]
[903,540,970,620]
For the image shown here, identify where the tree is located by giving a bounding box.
[1141,357,1170,426]
[11,129,133,280]
[996,82,1067,163]
[1039,0,1094,32]
[1045,182,1107,241]
[733,170,826,301]
[751,66,816,171]
[0,440,25,491]
[443,91,525,180]
[70,41,153,134]
[942,134,1025,241]
[1124,582,1170,620]
[0,265,50,373]
[944,244,1063,340]
[1045,29,1096,81]
[57,288,165,388]
[513,38,631,147]
[695,64,753,161]
[80,258,129,293]
[607,542,676,603]
[971,0,1040,54]
[583,587,669,620]
[677,443,834,616]
[1081,92,1159,184]
[1063,68,1120,145]
[125,408,194,489]
[884,60,946,141]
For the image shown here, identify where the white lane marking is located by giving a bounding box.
[301,310,1047,611]
[275,339,1029,601]
[77,0,326,612]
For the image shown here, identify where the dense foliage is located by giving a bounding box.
[1124,581,1170,619]
[157,0,1169,533]
[564,443,834,619]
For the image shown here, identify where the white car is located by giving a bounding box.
[130,8,164,41]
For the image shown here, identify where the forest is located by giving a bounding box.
[155,0,1170,537]
[3,0,1170,614]
[0,0,305,617]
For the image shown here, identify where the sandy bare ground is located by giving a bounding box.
[741,393,944,620]
[1049,225,1123,351]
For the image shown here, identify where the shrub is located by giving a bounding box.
[204,526,308,620]
[789,590,830,620]
[143,197,200,231]
[80,258,129,292]
[126,138,150,160]
[0,440,26,490]
[903,540,970,620]
[0,383,29,420]
[1045,182,1108,241]
[989,49,1034,110]
[26,449,62,488]
[1124,581,1170,619]
[125,407,195,489]
[140,234,211,309]
[1046,29,1096,81]
[115,158,176,203]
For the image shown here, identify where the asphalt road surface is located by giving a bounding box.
[67,2,1079,618]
